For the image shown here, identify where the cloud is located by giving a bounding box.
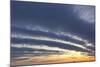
[11,33,94,52]
[11,43,90,56]
[11,44,68,52]
[73,6,95,23]
[13,25,94,47]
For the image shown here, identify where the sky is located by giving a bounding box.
[11,0,95,66]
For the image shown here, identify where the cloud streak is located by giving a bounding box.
[11,33,93,52]
[11,43,90,57]
[13,25,94,47]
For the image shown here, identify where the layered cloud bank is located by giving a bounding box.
[11,1,95,66]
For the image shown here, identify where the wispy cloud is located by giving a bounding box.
[11,33,93,52]
[25,26,94,47]
[73,6,95,23]
[12,44,68,52]
[11,43,90,56]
